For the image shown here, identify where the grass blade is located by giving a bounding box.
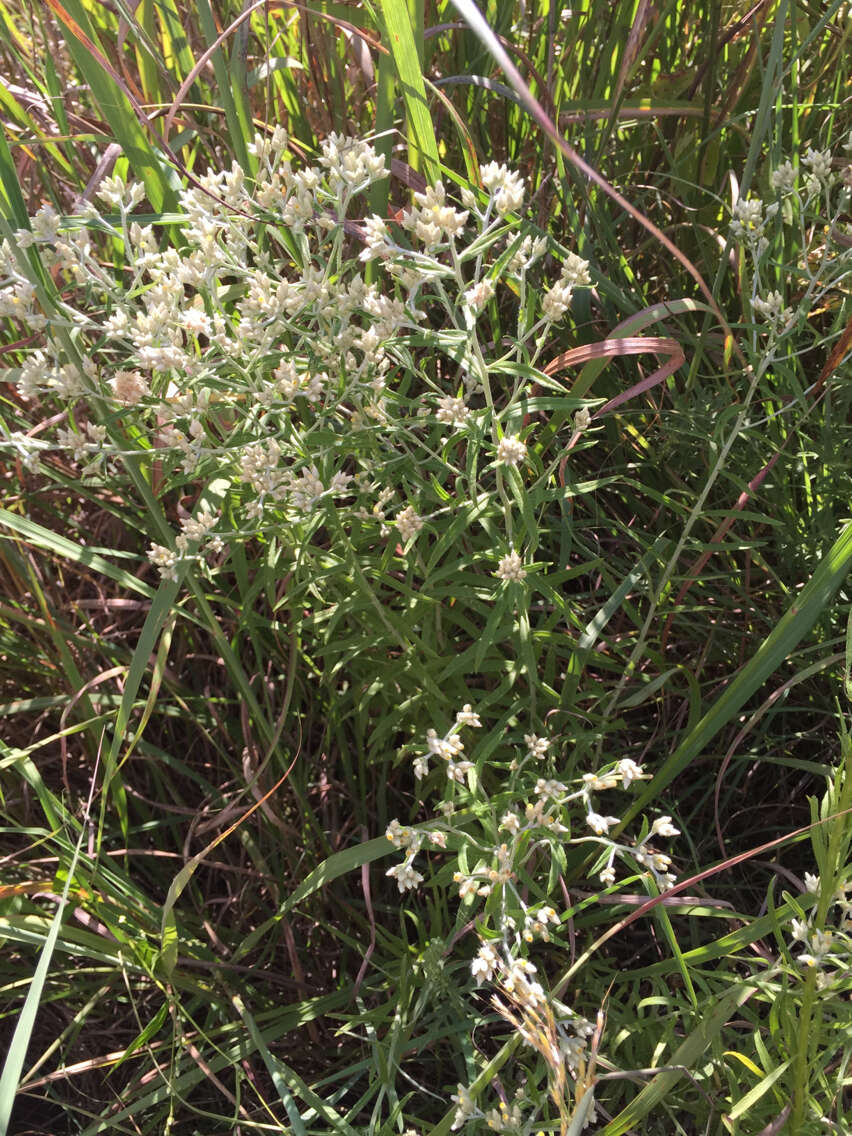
[624,521,852,824]
[377,0,439,181]
[44,0,179,211]
[0,758,99,1136]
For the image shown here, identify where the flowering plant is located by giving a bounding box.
[4,132,592,608]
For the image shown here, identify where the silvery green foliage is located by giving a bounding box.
[4,134,591,597]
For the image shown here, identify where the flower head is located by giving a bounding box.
[386,858,424,893]
[586,811,620,835]
[496,435,527,466]
[495,551,527,583]
[396,505,423,543]
[480,161,526,215]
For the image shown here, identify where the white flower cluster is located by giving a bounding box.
[409,704,482,783]
[730,196,779,250]
[480,161,526,216]
[541,250,591,322]
[401,182,469,249]
[752,290,795,335]
[381,710,688,1133]
[147,506,221,582]
[395,505,424,543]
[802,145,834,192]
[524,733,550,760]
[787,876,851,981]
[770,159,796,194]
[508,232,548,274]
[435,394,470,427]
[494,550,527,583]
[496,434,527,467]
[383,708,485,893]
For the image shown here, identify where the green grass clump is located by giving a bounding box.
[0,2,850,1134]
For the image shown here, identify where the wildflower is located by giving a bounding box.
[617,758,647,787]
[329,471,353,494]
[483,1100,523,1132]
[752,290,794,332]
[471,942,500,983]
[804,872,820,894]
[486,843,514,885]
[561,251,592,286]
[503,957,546,1008]
[582,771,618,791]
[319,133,388,191]
[385,819,413,848]
[541,279,574,321]
[248,124,289,163]
[16,203,61,247]
[586,811,619,835]
[403,182,468,248]
[178,507,218,547]
[110,369,148,406]
[386,858,424,893]
[599,863,617,886]
[535,778,567,798]
[480,161,526,215]
[427,729,464,760]
[413,755,429,780]
[495,551,526,583]
[501,810,521,834]
[451,1084,476,1130]
[574,406,592,433]
[730,196,764,239]
[770,160,796,193]
[542,252,590,321]
[650,815,680,838]
[428,830,447,849]
[799,928,833,968]
[508,233,547,273]
[149,543,179,581]
[396,506,424,543]
[436,395,471,427]
[96,174,146,211]
[454,873,479,900]
[446,759,474,783]
[289,465,324,511]
[524,734,550,760]
[790,918,810,942]
[463,278,494,313]
[496,434,527,466]
[103,309,129,337]
[359,214,393,261]
[525,905,560,941]
[456,704,482,727]
[802,146,833,184]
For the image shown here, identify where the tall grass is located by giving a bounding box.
[0,2,850,1134]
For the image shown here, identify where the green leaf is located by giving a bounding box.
[377,0,439,181]
[598,981,758,1134]
[47,0,179,211]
